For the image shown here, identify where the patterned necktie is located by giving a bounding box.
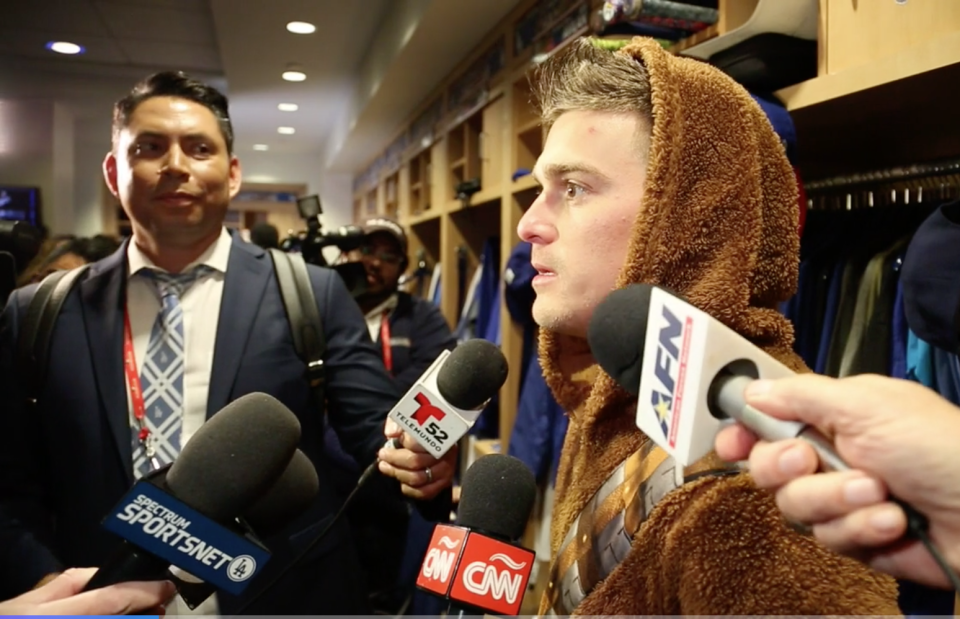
[132,265,212,479]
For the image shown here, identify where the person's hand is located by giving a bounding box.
[0,567,175,615]
[378,418,457,499]
[715,373,960,588]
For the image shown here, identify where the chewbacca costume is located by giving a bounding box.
[538,38,899,615]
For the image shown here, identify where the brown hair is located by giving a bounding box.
[112,71,234,154]
[529,38,654,153]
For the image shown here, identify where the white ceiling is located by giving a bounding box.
[0,0,522,182]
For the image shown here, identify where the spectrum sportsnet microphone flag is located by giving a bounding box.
[636,286,794,466]
[102,479,270,595]
[387,351,482,457]
[416,524,535,616]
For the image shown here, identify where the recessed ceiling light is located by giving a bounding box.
[282,70,306,82]
[46,41,84,55]
[252,144,269,151]
[277,127,295,135]
[286,21,316,34]
[278,103,298,112]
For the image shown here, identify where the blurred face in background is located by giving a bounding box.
[348,232,404,298]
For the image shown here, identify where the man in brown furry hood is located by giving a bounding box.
[517,36,900,615]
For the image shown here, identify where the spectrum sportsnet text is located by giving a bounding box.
[116,493,235,570]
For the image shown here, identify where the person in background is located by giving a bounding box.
[348,218,456,393]
[249,221,280,250]
[16,235,121,286]
[324,216,457,613]
[715,373,960,590]
[0,568,174,615]
[82,234,122,262]
[14,236,70,287]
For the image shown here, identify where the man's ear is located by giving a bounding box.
[228,156,243,199]
[103,152,120,198]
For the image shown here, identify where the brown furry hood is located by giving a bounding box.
[541,36,803,417]
[537,38,898,615]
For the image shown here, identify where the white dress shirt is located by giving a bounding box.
[125,227,232,617]
[363,293,399,342]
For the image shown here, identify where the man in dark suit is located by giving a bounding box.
[0,71,456,614]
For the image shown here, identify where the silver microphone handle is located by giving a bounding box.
[715,374,850,472]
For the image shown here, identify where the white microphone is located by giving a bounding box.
[586,284,840,468]
[587,283,940,566]
[387,339,508,457]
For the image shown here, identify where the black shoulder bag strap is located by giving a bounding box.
[17,264,91,405]
[268,249,327,410]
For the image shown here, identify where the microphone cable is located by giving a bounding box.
[232,438,402,614]
[905,512,960,592]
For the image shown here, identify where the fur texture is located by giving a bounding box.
[538,37,899,615]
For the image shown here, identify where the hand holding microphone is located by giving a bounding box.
[715,373,960,590]
[0,568,175,616]
[587,283,959,590]
[232,340,510,614]
[378,339,509,499]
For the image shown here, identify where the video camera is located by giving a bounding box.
[280,195,369,297]
[0,220,42,306]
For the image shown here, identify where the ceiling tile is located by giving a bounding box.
[0,0,110,36]
[93,1,217,45]
[100,0,210,11]
[116,39,222,73]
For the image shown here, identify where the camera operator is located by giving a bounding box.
[347,218,456,388]
[324,217,457,613]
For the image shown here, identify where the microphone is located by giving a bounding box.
[416,454,537,617]
[241,448,319,537]
[172,449,319,608]
[82,392,301,596]
[587,284,798,466]
[388,339,508,458]
[171,448,320,609]
[587,284,941,553]
[232,341,509,614]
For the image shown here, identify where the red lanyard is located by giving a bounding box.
[122,305,157,467]
[380,312,392,373]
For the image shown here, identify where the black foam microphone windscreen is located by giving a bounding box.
[242,449,319,537]
[436,339,508,410]
[165,392,302,521]
[587,284,660,395]
[457,454,537,541]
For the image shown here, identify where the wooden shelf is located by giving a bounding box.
[516,118,541,136]
[473,439,501,459]
[532,0,585,43]
[666,23,720,55]
[468,188,502,207]
[446,189,502,214]
[512,174,539,193]
[780,32,960,180]
[450,157,467,170]
[408,209,442,226]
[776,31,960,111]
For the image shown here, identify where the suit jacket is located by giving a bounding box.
[0,236,406,614]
